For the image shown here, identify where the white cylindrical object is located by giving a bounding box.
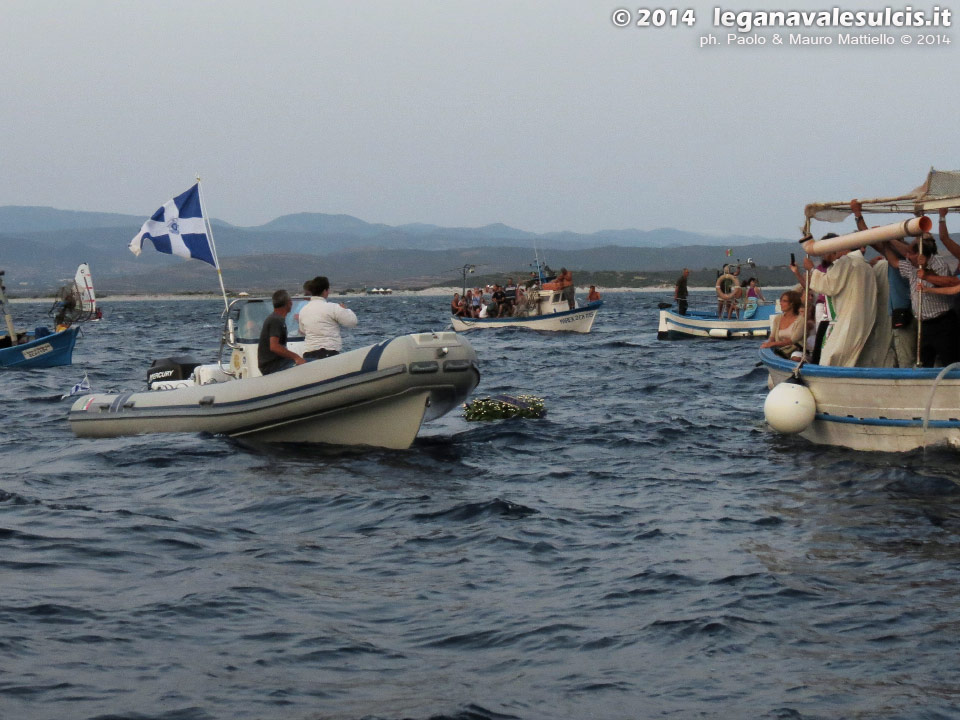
[764,380,817,434]
[801,216,932,256]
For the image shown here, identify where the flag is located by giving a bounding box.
[129,183,217,267]
[725,248,732,257]
[62,373,91,399]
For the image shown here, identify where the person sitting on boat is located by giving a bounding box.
[745,277,765,303]
[299,276,358,360]
[258,289,305,375]
[760,290,805,359]
[790,244,838,363]
[802,239,877,367]
[523,271,539,289]
[588,285,602,303]
[451,292,462,316]
[741,277,766,320]
[674,269,689,315]
[558,267,575,310]
[487,285,516,317]
[471,289,483,317]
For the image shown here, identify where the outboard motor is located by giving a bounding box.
[147,356,200,388]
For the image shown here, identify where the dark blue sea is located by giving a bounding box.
[2,291,960,720]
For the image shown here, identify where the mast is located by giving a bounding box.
[195,176,230,312]
[0,271,18,340]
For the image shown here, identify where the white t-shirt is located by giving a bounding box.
[298,296,358,352]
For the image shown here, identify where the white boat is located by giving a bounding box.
[451,283,602,333]
[762,348,960,452]
[69,296,480,449]
[762,168,960,452]
[658,304,778,340]
[659,261,779,340]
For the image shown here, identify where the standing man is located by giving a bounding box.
[258,289,305,375]
[803,242,877,367]
[675,268,690,315]
[298,276,358,360]
[558,267,575,310]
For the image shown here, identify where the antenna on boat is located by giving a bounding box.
[460,264,475,296]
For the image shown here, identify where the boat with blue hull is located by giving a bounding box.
[0,326,80,369]
[658,303,777,340]
[1,266,92,369]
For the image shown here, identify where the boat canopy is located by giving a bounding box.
[804,168,960,233]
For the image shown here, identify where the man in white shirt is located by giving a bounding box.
[298,276,358,360]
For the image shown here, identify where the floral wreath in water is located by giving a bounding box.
[463,394,546,422]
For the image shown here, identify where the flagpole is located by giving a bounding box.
[195,176,230,312]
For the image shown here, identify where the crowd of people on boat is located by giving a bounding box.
[450,267,599,320]
[451,278,524,318]
[760,201,960,369]
[673,266,767,319]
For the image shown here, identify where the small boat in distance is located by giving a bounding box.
[69,296,480,449]
[658,261,778,339]
[451,263,602,333]
[0,265,93,369]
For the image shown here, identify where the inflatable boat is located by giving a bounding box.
[69,297,480,449]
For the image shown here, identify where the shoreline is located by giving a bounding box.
[7,285,794,303]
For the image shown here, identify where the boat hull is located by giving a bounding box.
[658,307,777,340]
[69,332,480,450]
[762,348,960,452]
[0,326,79,368]
[451,301,602,333]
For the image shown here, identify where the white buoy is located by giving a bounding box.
[764,380,816,434]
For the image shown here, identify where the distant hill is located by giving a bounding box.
[0,204,797,294]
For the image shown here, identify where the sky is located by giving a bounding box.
[1,0,957,238]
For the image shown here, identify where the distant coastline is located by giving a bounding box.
[8,285,796,303]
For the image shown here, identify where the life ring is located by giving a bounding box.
[716,273,739,301]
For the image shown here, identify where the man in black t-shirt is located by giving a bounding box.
[491,285,509,317]
[258,289,305,375]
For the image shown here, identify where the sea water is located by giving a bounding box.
[1,292,958,720]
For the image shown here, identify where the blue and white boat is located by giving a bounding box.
[0,268,85,369]
[762,169,960,452]
[658,302,778,340]
[0,325,80,369]
[762,347,960,452]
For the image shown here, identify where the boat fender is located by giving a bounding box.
[708,328,730,338]
[716,274,739,301]
[764,379,816,434]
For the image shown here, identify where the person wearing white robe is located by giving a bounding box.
[804,248,877,367]
[856,256,894,368]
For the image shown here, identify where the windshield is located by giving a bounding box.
[234,298,307,342]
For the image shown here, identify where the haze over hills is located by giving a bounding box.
[0,205,796,294]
